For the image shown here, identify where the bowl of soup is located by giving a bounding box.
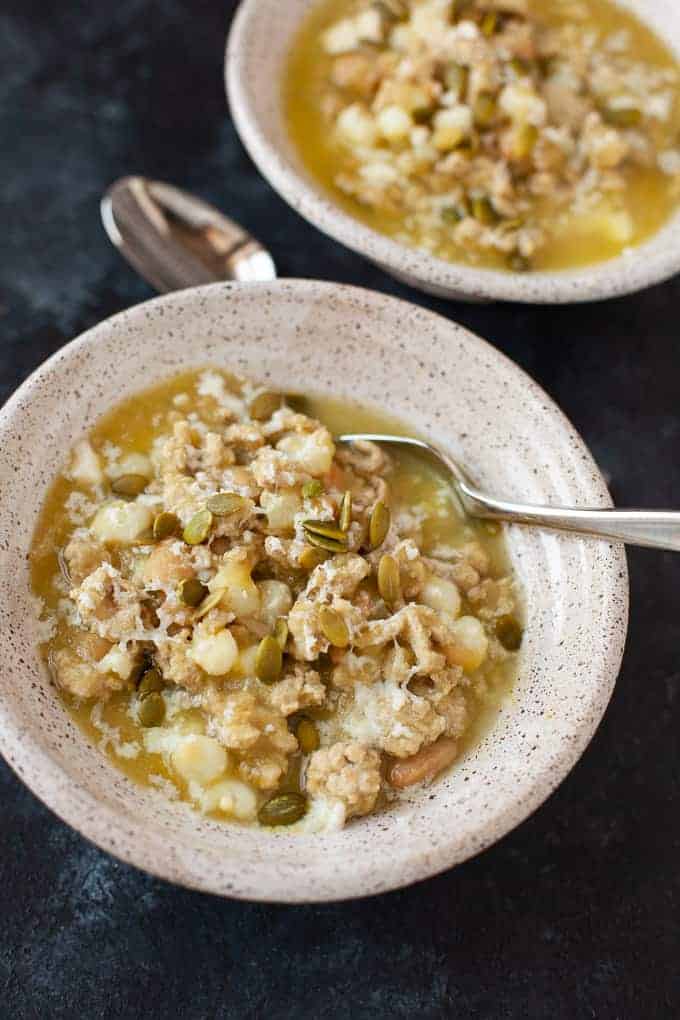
[0,280,627,899]
[226,0,680,301]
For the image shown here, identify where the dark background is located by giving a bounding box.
[1,1,679,1016]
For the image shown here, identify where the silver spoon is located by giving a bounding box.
[102,176,680,553]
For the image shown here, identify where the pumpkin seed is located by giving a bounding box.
[274,617,289,650]
[152,511,180,541]
[249,391,283,421]
[111,474,148,499]
[412,106,433,124]
[305,532,347,554]
[319,606,350,648]
[138,667,164,697]
[183,508,213,545]
[474,91,497,127]
[258,792,307,827]
[302,520,348,543]
[496,614,523,651]
[509,57,531,79]
[206,491,248,516]
[299,546,329,570]
[601,104,641,128]
[508,252,532,272]
[441,204,466,225]
[302,479,323,500]
[195,589,225,618]
[378,554,402,604]
[339,491,352,532]
[512,122,538,160]
[368,501,391,549]
[481,10,498,35]
[296,718,320,754]
[443,63,468,100]
[178,577,209,607]
[256,635,283,684]
[472,195,498,225]
[138,691,165,727]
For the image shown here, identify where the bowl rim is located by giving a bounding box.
[225,0,680,304]
[0,280,629,901]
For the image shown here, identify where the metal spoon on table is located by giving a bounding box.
[102,176,680,553]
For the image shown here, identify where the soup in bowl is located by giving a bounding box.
[0,281,627,900]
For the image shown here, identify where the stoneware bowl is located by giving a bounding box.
[226,0,680,303]
[0,280,628,901]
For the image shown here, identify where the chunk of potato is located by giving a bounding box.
[96,644,137,680]
[106,452,152,480]
[234,643,259,679]
[277,430,335,476]
[189,627,238,676]
[335,103,378,146]
[90,500,154,545]
[69,439,103,488]
[445,615,488,672]
[142,540,194,586]
[172,734,228,784]
[209,556,260,617]
[420,574,461,622]
[257,580,293,629]
[200,778,258,820]
[260,489,301,533]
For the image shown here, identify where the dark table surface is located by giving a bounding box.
[2,1,679,1017]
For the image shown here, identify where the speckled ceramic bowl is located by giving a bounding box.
[226,0,680,303]
[0,281,627,901]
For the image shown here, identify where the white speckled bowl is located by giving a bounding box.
[226,0,680,303]
[0,281,627,901]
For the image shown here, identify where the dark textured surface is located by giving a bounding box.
[1,1,679,1016]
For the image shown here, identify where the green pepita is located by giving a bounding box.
[368,501,391,549]
[496,614,523,651]
[138,667,164,697]
[249,391,283,421]
[299,546,329,570]
[152,511,180,541]
[296,718,320,754]
[601,104,641,128]
[183,508,213,545]
[474,91,497,127]
[509,57,530,79]
[206,491,248,516]
[441,204,467,225]
[303,520,348,543]
[137,691,165,727]
[258,792,307,827]
[302,479,323,500]
[511,122,538,160]
[304,532,347,554]
[111,474,148,499]
[273,617,289,651]
[443,62,468,100]
[378,554,402,604]
[256,635,283,684]
[319,606,350,649]
[339,491,352,532]
[481,10,498,35]
[472,195,499,226]
[195,589,225,618]
[178,577,209,607]
[508,252,532,272]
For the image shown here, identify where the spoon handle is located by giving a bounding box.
[459,482,680,552]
